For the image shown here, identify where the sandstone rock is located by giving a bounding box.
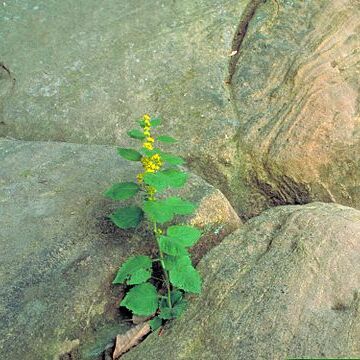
[123,202,360,360]
[223,0,360,217]
[0,139,240,359]
[2,1,359,220]
[0,0,247,154]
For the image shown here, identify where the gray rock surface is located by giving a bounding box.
[1,0,360,358]
[1,0,359,219]
[0,0,246,152]
[124,202,360,360]
[0,139,240,359]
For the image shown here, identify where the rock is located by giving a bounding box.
[0,139,240,360]
[223,0,360,217]
[2,1,359,220]
[0,0,247,153]
[123,202,360,360]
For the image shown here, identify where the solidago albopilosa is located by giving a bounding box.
[104,114,202,330]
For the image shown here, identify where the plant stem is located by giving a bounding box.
[154,221,172,309]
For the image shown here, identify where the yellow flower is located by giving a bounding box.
[146,137,154,143]
[136,173,144,183]
[143,142,153,150]
[143,114,151,121]
[152,154,161,162]
[146,185,157,201]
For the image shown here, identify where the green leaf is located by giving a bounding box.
[161,152,185,166]
[143,169,188,192]
[169,258,202,294]
[159,300,187,320]
[170,289,183,305]
[161,169,188,188]
[143,198,196,224]
[110,206,143,229]
[158,307,173,320]
[120,283,159,316]
[104,182,140,200]
[112,256,152,285]
[157,135,177,143]
[117,148,142,161]
[127,129,145,140]
[139,117,161,128]
[164,197,197,215]
[163,255,192,271]
[143,200,174,224]
[159,235,189,256]
[171,300,187,318]
[167,225,202,247]
[159,290,183,308]
[143,172,169,192]
[150,316,162,331]
[140,148,158,157]
[159,291,187,319]
[150,117,162,127]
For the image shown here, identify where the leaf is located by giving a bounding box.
[167,225,202,247]
[163,255,192,271]
[104,182,140,200]
[157,135,177,143]
[143,169,188,192]
[150,117,162,127]
[149,316,162,331]
[139,117,161,128]
[143,172,169,192]
[159,291,187,319]
[112,256,153,285]
[120,283,159,316]
[159,235,189,256]
[140,148,158,157]
[159,300,187,319]
[169,258,202,294]
[158,307,173,320]
[171,300,187,318]
[112,322,150,359]
[143,200,174,224]
[117,148,142,161]
[164,197,197,215]
[127,129,145,140]
[110,206,143,229]
[143,197,196,224]
[161,169,188,188]
[160,152,185,166]
[170,289,183,305]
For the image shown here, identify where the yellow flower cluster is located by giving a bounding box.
[143,114,154,151]
[136,173,144,183]
[141,154,162,173]
[146,185,157,201]
[136,115,163,200]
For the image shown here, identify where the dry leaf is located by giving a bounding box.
[112,322,151,359]
[229,50,238,56]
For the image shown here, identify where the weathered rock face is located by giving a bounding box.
[0,139,240,360]
[1,1,359,219]
[0,0,246,153]
[123,202,360,360]
[222,0,360,217]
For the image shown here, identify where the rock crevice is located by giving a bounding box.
[227,0,266,84]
